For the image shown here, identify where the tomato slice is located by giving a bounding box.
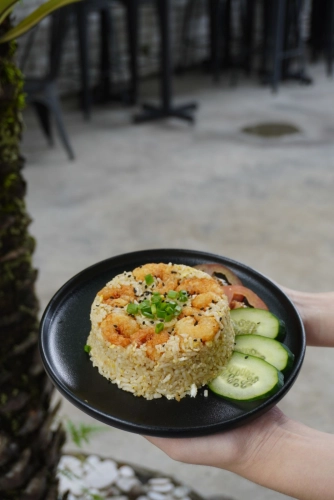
[194,264,242,285]
[222,285,268,310]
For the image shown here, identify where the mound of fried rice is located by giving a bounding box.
[86,263,235,400]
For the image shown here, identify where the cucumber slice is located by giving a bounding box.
[231,308,286,341]
[208,351,284,401]
[234,334,294,373]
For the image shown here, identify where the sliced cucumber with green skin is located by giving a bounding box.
[234,334,294,374]
[208,351,284,401]
[231,308,286,341]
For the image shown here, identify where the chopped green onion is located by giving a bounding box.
[151,294,162,304]
[126,288,187,323]
[84,345,91,353]
[178,290,188,302]
[139,300,150,309]
[157,310,166,319]
[127,303,139,315]
[155,323,164,334]
[145,274,154,285]
[142,311,154,319]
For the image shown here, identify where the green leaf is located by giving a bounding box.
[0,0,20,25]
[0,0,82,44]
[66,420,107,448]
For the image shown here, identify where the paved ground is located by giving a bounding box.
[22,64,334,500]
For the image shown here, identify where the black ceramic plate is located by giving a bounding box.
[39,249,305,437]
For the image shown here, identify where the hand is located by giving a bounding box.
[145,405,334,500]
[280,287,334,347]
[145,406,287,472]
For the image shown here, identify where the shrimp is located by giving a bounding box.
[133,263,180,293]
[98,284,135,307]
[101,314,169,359]
[100,312,138,347]
[174,316,220,342]
[179,306,204,321]
[191,291,221,310]
[176,277,224,297]
[129,326,169,360]
[146,330,170,361]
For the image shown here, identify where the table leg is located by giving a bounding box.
[134,0,198,123]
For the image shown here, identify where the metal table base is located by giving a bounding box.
[134,0,198,123]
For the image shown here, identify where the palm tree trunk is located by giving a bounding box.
[0,16,65,500]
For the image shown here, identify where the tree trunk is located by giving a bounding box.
[0,16,65,500]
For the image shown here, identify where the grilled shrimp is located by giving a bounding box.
[146,330,170,361]
[174,316,220,342]
[176,277,224,297]
[179,306,204,321]
[101,314,169,359]
[101,312,138,347]
[128,326,169,360]
[133,263,180,293]
[191,291,221,309]
[98,284,135,307]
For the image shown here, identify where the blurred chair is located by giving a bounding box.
[325,0,334,75]
[180,0,256,83]
[180,0,311,92]
[23,8,75,160]
[310,0,334,76]
[265,0,311,92]
[72,0,157,119]
[71,0,126,120]
[73,0,113,119]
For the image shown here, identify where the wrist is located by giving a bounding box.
[228,407,290,475]
[232,414,334,500]
[281,288,334,347]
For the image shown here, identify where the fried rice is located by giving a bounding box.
[86,263,235,400]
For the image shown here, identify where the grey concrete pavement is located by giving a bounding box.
[22,64,334,500]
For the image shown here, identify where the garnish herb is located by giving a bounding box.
[84,345,91,353]
[155,322,164,334]
[127,303,139,315]
[126,289,189,332]
[145,274,154,285]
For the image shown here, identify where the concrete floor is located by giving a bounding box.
[22,65,334,500]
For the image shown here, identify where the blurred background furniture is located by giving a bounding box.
[72,0,115,120]
[69,0,198,122]
[22,8,75,160]
[309,0,334,76]
[72,0,141,120]
[20,0,334,144]
[134,0,198,123]
[180,0,311,92]
[266,0,311,92]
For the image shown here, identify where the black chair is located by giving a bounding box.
[23,8,75,160]
[71,0,143,120]
[325,0,334,75]
[181,0,311,92]
[310,0,334,76]
[181,0,255,83]
[264,0,311,92]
